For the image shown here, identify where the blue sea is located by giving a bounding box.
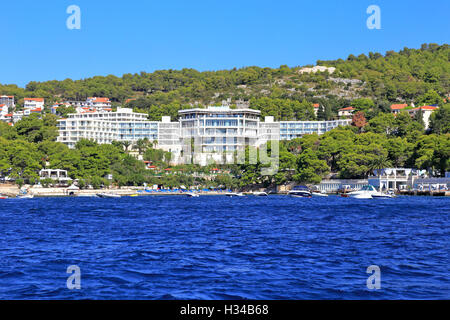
[0,195,448,300]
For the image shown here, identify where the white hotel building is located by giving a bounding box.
[57,106,351,164]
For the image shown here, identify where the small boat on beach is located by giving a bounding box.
[96,193,121,198]
[0,194,9,199]
[288,186,312,198]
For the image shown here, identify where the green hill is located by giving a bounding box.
[1,43,449,121]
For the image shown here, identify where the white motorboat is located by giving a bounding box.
[342,186,395,199]
[96,193,121,198]
[253,192,268,197]
[17,194,34,199]
[225,193,245,197]
[352,193,373,199]
[288,186,312,198]
[311,190,328,197]
[346,185,379,199]
[372,191,395,199]
[186,193,200,198]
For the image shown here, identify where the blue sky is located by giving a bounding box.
[2,0,449,87]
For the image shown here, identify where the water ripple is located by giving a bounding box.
[0,195,448,299]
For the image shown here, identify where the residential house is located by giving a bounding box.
[0,104,8,117]
[1,113,13,124]
[39,169,71,185]
[338,107,355,118]
[313,104,320,117]
[407,105,439,129]
[24,98,45,111]
[390,104,409,114]
[0,95,15,109]
[86,97,112,111]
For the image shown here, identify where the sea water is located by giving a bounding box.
[0,195,448,299]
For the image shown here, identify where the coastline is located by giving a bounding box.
[0,185,237,197]
[1,184,449,198]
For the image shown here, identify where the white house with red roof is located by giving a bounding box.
[61,97,112,112]
[0,104,13,124]
[0,95,15,109]
[338,107,355,118]
[24,98,44,112]
[0,104,8,117]
[86,97,112,111]
[407,105,439,129]
[389,103,438,129]
[313,103,320,117]
[390,103,409,114]
[0,113,13,124]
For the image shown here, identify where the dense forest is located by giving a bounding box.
[0,43,449,189]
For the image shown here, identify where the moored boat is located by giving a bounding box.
[253,191,268,197]
[288,186,312,198]
[77,194,98,197]
[186,192,200,198]
[311,190,328,197]
[372,191,395,199]
[225,192,245,197]
[346,185,377,199]
[17,194,34,199]
[96,193,121,198]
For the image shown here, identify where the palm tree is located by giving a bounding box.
[121,141,132,153]
[134,138,150,155]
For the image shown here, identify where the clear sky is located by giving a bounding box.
[2,0,449,87]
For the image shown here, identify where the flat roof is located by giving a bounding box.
[179,106,260,114]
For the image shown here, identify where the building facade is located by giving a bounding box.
[57,106,352,164]
[179,106,261,153]
[0,104,8,117]
[0,95,15,110]
[24,98,44,111]
[85,97,112,111]
[368,168,426,191]
[389,103,439,129]
[279,119,350,140]
[57,107,158,148]
[338,107,355,118]
[406,105,439,129]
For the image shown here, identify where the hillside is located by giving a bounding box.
[1,43,449,121]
